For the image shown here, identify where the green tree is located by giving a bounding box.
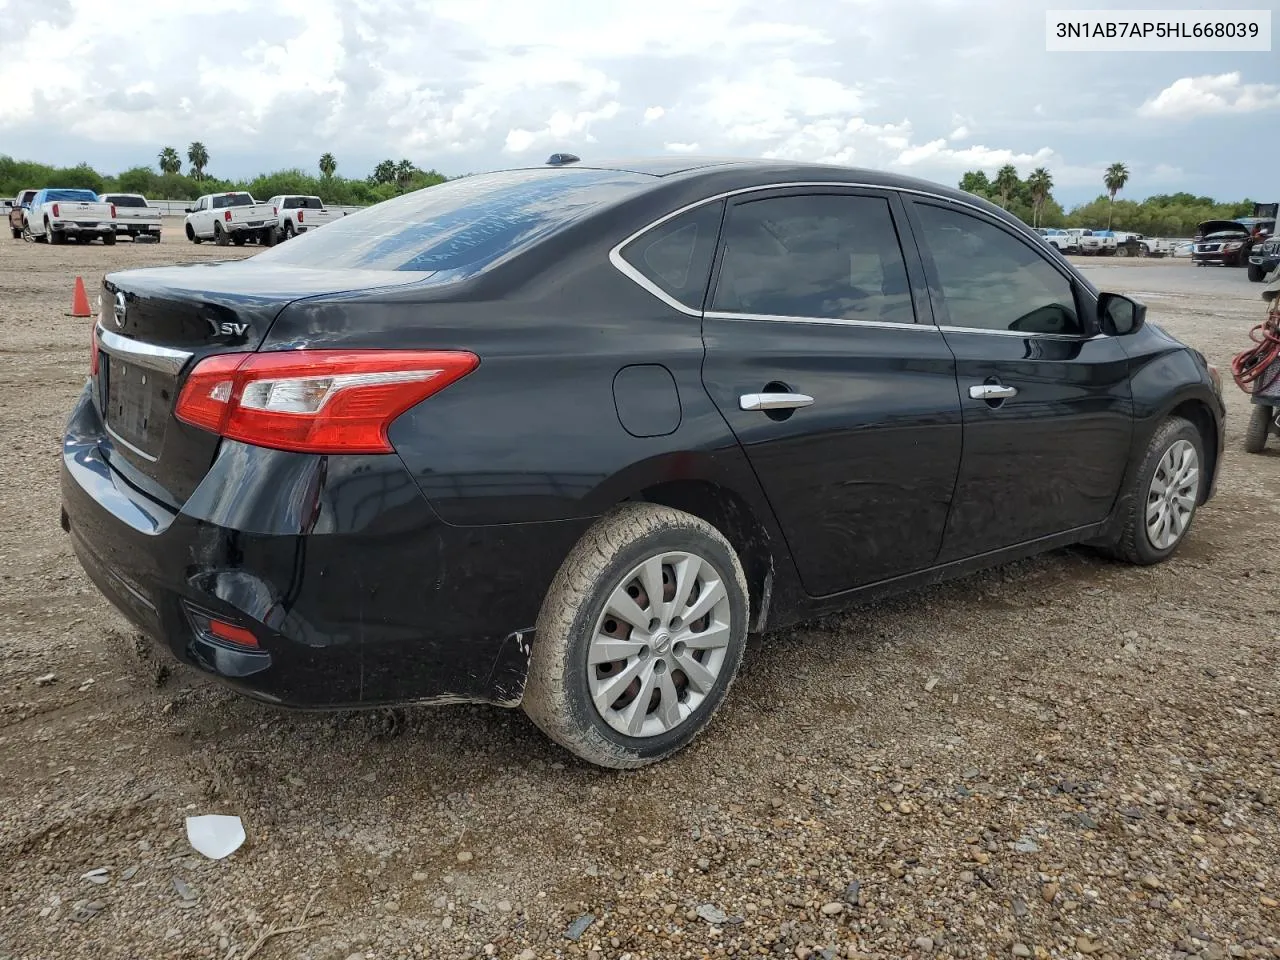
[319,152,337,178]
[370,159,397,185]
[187,142,209,180]
[158,147,181,175]
[394,159,416,192]
[993,164,1019,210]
[1026,167,1054,228]
[1104,162,1130,229]
[959,170,991,197]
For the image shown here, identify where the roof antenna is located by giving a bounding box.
[546,153,580,166]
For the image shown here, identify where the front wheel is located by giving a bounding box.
[1245,404,1273,454]
[1103,417,1204,565]
[1248,264,1265,282]
[522,503,749,769]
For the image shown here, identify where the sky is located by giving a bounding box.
[1,0,1277,206]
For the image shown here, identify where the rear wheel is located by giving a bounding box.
[10,227,19,239]
[102,233,115,246]
[522,503,749,769]
[1103,417,1204,565]
[214,222,228,246]
[1139,244,1150,257]
[1245,404,1273,454]
[260,227,277,247]
[232,233,246,246]
[283,222,296,240]
[47,220,63,245]
[1248,264,1265,282]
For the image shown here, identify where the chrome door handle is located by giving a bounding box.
[969,384,1018,400]
[739,392,815,412]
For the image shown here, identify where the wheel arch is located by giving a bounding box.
[623,477,778,634]
[1166,396,1220,504]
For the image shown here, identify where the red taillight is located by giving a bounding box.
[297,210,304,223]
[209,619,259,648]
[224,210,232,222]
[52,203,60,217]
[110,203,117,218]
[90,326,99,376]
[175,350,480,454]
[273,206,277,215]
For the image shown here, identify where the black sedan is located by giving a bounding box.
[61,157,1225,768]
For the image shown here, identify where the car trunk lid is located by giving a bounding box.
[94,260,431,506]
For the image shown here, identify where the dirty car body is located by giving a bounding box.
[61,158,1225,720]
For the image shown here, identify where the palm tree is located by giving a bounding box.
[319,153,337,178]
[371,159,397,185]
[1026,167,1054,228]
[394,159,416,192]
[1104,162,1130,229]
[158,147,182,175]
[187,142,209,180]
[994,164,1019,210]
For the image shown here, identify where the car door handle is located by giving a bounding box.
[969,384,1018,400]
[739,392,815,412]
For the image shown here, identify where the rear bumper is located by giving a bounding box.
[57,222,114,234]
[60,386,587,709]
[117,223,162,233]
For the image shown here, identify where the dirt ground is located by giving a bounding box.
[1,229,1278,960]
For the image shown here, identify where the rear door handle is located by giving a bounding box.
[968,384,1018,400]
[739,392,815,412]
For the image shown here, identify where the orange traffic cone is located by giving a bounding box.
[70,276,91,318]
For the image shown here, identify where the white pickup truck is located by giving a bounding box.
[184,192,277,246]
[1110,232,1176,258]
[22,188,117,244]
[1067,228,1116,256]
[101,193,162,241]
[265,195,342,241]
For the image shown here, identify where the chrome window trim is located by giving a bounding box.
[704,310,937,332]
[104,423,159,462]
[608,179,1095,334]
[96,324,193,375]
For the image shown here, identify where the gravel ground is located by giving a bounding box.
[1,232,1278,960]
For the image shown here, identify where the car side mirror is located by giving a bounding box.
[1098,292,1146,336]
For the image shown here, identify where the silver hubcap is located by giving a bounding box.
[1146,439,1198,550]
[587,551,732,739]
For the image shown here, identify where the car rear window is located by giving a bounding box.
[282,197,323,209]
[45,189,100,203]
[255,168,650,274]
[106,195,148,207]
[213,194,254,209]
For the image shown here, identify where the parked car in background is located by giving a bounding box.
[265,195,342,241]
[1192,220,1255,266]
[101,193,162,241]
[1071,228,1117,256]
[1036,227,1073,253]
[1110,231,1175,258]
[9,189,39,238]
[61,157,1225,768]
[184,192,276,246]
[22,189,117,244]
[1248,237,1280,282]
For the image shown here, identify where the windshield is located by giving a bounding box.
[212,194,254,209]
[44,189,100,203]
[105,195,148,207]
[255,167,650,274]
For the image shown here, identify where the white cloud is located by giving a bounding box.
[1139,72,1280,119]
[664,142,701,153]
[948,125,970,141]
[643,106,665,123]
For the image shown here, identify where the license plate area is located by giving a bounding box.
[103,352,171,457]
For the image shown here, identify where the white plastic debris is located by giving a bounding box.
[186,815,245,860]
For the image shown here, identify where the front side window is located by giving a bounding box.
[619,200,724,310]
[710,194,916,324]
[913,203,1081,336]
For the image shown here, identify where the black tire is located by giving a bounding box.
[214,223,228,246]
[283,221,295,240]
[1139,244,1150,258]
[47,221,63,245]
[1115,245,1128,258]
[232,234,246,246]
[186,224,201,245]
[1245,404,1272,454]
[1248,264,1265,282]
[102,233,116,246]
[260,227,277,247]
[522,503,749,769]
[1103,417,1205,565]
[10,227,19,240]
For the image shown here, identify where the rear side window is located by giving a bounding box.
[256,168,649,274]
[619,200,724,310]
[711,193,916,323]
[912,203,1080,336]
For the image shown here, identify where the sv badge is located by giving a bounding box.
[207,319,250,337]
